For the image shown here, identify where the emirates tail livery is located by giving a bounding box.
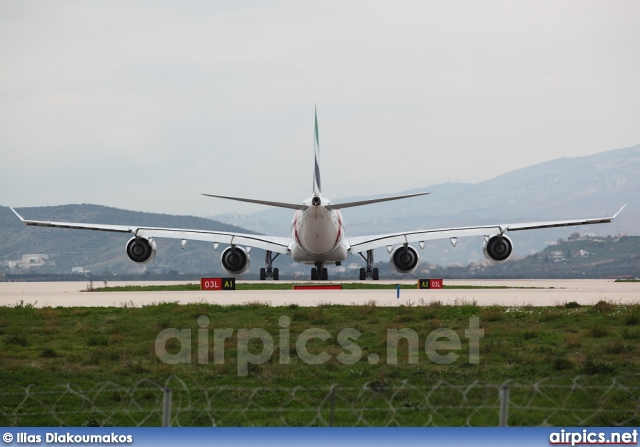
[11,110,625,280]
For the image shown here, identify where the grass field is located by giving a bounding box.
[1,299,639,426]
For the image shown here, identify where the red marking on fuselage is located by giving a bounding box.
[334,210,342,246]
[292,210,301,245]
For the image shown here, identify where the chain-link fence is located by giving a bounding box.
[2,376,639,427]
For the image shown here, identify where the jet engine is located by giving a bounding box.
[126,237,157,264]
[390,244,419,274]
[483,235,513,262]
[221,246,250,275]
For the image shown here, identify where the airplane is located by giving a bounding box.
[11,110,626,281]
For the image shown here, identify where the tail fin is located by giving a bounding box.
[313,107,321,194]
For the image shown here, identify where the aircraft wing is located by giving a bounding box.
[10,208,292,255]
[347,205,626,253]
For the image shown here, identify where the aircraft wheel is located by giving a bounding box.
[260,268,266,280]
[321,268,328,280]
[359,267,366,280]
[273,268,279,280]
[372,268,379,280]
[311,268,318,280]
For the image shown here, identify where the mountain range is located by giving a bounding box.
[1,144,638,278]
[212,144,639,266]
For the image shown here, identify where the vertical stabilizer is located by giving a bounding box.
[313,107,321,194]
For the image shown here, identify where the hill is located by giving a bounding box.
[2,145,639,280]
[2,205,638,280]
[214,144,640,265]
[412,235,640,280]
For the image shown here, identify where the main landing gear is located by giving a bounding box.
[311,262,328,280]
[359,250,379,280]
[259,250,280,280]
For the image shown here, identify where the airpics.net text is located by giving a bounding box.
[155,316,484,376]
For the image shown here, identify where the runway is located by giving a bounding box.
[0,279,638,308]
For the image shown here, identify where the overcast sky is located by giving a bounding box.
[1,1,639,216]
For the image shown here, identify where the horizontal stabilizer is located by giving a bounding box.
[202,193,305,210]
[330,192,430,210]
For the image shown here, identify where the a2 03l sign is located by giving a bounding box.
[418,278,443,289]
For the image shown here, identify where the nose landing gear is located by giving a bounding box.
[311,262,328,280]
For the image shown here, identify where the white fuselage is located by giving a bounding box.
[290,195,349,264]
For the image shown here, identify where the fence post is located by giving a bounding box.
[162,387,172,427]
[329,385,336,427]
[499,384,510,427]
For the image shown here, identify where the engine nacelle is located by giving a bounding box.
[483,234,513,262]
[390,244,420,274]
[126,237,157,264]
[220,246,250,275]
